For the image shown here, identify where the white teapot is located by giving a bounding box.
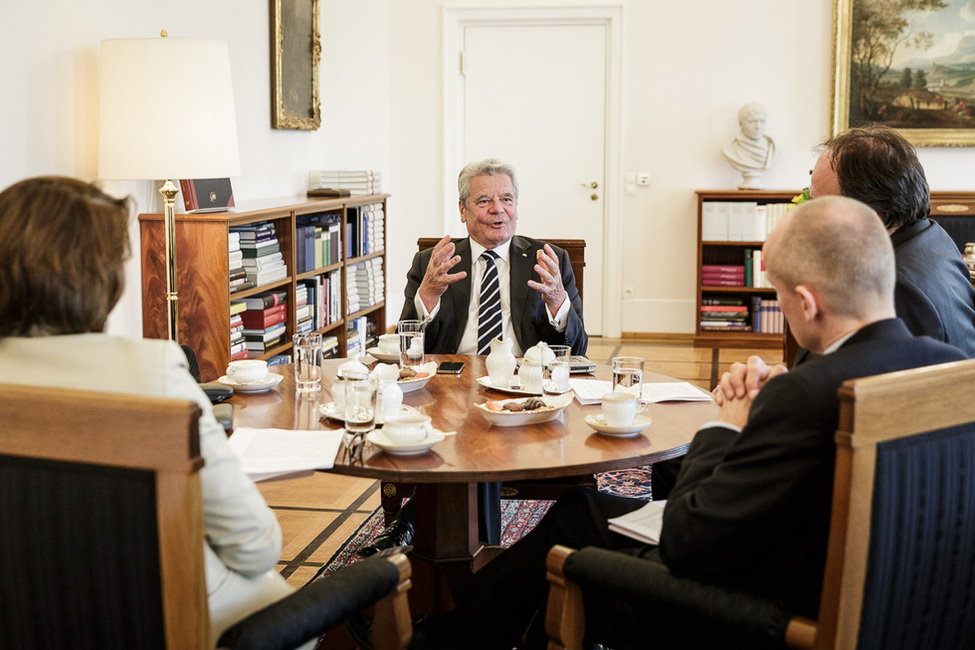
[485,338,517,387]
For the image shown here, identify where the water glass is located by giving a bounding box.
[398,319,425,368]
[344,374,378,435]
[293,332,322,393]
[611,356,644,399]
[547,345,571,393]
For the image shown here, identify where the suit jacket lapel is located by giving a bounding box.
[509,236,534,315]
[447,238,473,351]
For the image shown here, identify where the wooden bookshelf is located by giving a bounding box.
[139,195,388,381]
[695,190,799,349]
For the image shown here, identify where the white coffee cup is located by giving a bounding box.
[601,392,644,427]
[378,333,400,355]
[382,413,432,445]
[227,359,269,384]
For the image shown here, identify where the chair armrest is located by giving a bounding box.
[547,545,796,649]
[217,553,412,650]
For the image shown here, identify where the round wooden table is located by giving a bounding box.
[230,354,718,613]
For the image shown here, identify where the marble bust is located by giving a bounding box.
[722,102,777,190]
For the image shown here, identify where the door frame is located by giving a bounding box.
[442,3,624,338]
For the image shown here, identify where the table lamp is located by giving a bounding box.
[98,31,241,342]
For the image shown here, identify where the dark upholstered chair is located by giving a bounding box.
[545,358,975,649]
[0,383,412,650]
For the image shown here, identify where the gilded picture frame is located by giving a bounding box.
[832,0,975,146]
[271,0,321,130]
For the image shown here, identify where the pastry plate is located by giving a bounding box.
[475,393,575,427]
[584,414,652,438]
[366,429,446,456]
[397,362,438,393]
[366,347,401,363]
[216,373,283,394]
[475,375,544,396]
[320,403,419,425]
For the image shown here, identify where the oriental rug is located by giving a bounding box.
[307,465,652,585]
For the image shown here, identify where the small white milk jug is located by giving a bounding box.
[486,338,517,387]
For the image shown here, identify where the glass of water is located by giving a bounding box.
[344,373,378,435]
[611,356,644,399]
[397,319,425,368]
[546,344,571,394]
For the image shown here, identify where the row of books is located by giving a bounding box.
[699,297,784,334]
[347,258,384,314]
[296,212,342,274]
[229,302,249,361]
[700,249,769,288]
[702,201,793,242]
[299,269,342,332]
[346,203,385,258]
[232,290,288,355]
[308,169,383,196]
[228,231,256,295]
[346,316,377,357]
[231,221,288,287]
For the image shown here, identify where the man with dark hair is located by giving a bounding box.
[809,124,975,356]
[408,196,966,650]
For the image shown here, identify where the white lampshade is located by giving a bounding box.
[98,37,241,181]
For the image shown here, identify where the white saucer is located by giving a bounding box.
[366,429,446,456]
[475,375,543,396]
[217,373,283,394]
[319,402,419,424]
[367,347,401,363]
[584,413,652,437]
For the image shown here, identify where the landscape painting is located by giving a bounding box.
[833,0,975,146]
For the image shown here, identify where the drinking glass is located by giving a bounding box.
[397,319,425,368]
[344,374,378,435]
[611,356,644,399]
[293,332,322,393]
[547,345,571,394]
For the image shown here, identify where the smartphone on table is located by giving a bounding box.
[437,361,465,375]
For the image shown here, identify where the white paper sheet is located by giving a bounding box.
[228,427,345,482]
[568,379,714,406]
[607,499,667,545]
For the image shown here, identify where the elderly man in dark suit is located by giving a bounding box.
[406,195,965,650]
[358,158,587,557]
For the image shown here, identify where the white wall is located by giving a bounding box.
[388,0,975,336]
[0,0,389,337]
[3,0,973,340]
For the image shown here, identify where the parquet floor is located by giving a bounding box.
[257,336,785,588]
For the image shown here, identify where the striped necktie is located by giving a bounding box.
[477,250,503,354]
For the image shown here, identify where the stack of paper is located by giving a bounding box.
[568,379,713,406]
[607,500,667,545]
[228,427,345,482]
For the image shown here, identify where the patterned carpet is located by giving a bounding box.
[307,465,652,585]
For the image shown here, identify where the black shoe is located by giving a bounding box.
[357,518,415,558]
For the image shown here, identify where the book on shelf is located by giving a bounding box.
[267,354,292,367]
[306,188,352,198]
[230,348,251,361]
[230,300,248,316]
[230,279,257,295]
[245,266,288,287]
[243,321,287,341]
[240,308,287,330]
[229,267,247,281]
[231,221,276,239]
[701,271,745,282]
[701,297,747,306]
[241,241,281,257]
[700,304,747,312]
[702,278,745,287]
[242,256,285,271]
[242,290,287,310]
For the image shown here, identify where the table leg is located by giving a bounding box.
[408,482,489,614]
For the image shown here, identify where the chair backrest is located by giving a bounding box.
[0,383,207,649]
[812,359,975,649]
[416,237,586,301]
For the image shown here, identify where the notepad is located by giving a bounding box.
[607,500,667,545]
[228,427,345,482]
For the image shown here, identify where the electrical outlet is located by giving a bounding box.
[637,172,650,186]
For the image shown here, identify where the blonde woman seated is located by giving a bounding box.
[0,176,295,646]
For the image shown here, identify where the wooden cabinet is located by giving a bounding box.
[694,190,799,349]
[140,195,389,381]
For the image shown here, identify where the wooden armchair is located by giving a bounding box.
[0,383,412,650]
[545,358,975,649]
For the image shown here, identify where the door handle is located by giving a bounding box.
[580,181,598,189]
